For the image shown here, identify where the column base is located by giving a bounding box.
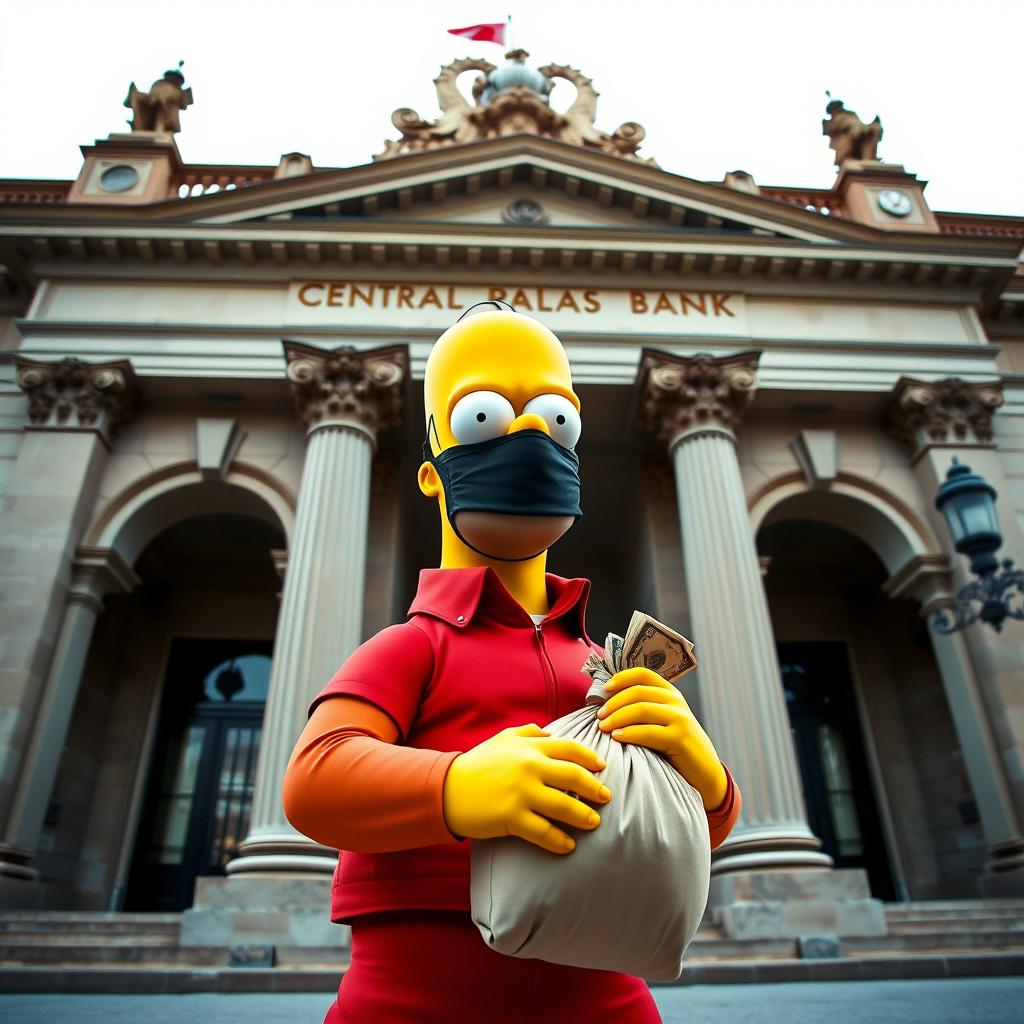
[708,868,887,940]
[0,874,45,910]
[979,865,1024,898]
[227,831,338,875]
[180,875,349,949]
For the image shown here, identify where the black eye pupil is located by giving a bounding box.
[556,414,566,425]
[476,412,487,422]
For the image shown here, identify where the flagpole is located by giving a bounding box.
[507,13,513,50]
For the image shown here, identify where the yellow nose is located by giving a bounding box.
[507,413,550,436]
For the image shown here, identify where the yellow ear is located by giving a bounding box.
[418,461,441,498]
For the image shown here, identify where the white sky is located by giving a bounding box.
[2,0,1022,216]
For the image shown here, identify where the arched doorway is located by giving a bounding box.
[757,517,907,901]
[102,511,286,911]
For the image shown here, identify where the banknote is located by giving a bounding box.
[583,611,697,686]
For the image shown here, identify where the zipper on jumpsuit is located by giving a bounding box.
[533,622,559,720]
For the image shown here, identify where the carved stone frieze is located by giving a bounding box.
[283,341,407,441]
[883,376,1004,458]
[15,356,138,439]
[637,350,761,447]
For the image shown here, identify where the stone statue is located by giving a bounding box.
[124,65,193,134]
[822,98,882,167]
[376,51,654,163]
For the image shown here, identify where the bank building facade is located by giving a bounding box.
[1,53,1023,971]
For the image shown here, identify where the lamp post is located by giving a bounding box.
[932,458,1024,634]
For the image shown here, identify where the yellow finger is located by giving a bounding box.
[603,667,673,695]
[542,760,612,804]
[513,810,576,855]
[598,702,678,734]
[532,787,602,832]
[608,723,674,752]
[537,736,606,772]
[597,684,679,720]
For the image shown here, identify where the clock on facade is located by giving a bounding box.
[877,189,913,217]
[98,165,140,193]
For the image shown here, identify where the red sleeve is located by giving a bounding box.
[706,761,741,851]
[307,622,434,739]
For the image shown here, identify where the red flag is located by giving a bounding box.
[447,22,506,45]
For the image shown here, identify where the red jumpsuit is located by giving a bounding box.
[284,567,742,1024]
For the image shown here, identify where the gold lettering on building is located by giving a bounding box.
[293,283,738,320]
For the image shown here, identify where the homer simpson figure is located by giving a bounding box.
[283,306,741,1023]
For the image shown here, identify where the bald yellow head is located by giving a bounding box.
[418,309,582,568]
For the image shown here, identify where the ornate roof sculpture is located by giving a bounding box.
[375,49,654,164]
[822,97,882,167]
[124,63,193,135]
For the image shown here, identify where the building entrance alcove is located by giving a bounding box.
[757,515,988,902]
[38,510,285,913]
[123,636,272,912]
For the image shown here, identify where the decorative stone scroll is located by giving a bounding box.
[15,356,138,440]
[637,350,761,447]
[283,341,407,441]
[883,376,1004,458]
[375,51,653,163]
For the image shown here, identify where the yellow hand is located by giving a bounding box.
[442,723,611,855]
[597,667,728,811]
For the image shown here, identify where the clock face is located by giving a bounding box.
[877,189,913,217]
[99,164,140,193]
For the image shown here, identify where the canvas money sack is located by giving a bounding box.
[470,612,711,981]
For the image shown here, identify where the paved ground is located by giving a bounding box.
[1,977,1021,1023]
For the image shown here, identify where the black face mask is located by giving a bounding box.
[422,422,583,562]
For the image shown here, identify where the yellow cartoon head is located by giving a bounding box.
[419,308,582,565]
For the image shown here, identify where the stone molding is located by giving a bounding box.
[637,349,761,448]
[283,341,407,443]
[883,376,1004,460]
[68,546,140,614]
[15,356,138,443]
[882,553,955,618]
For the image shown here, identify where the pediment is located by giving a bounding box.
[162,137,869,245]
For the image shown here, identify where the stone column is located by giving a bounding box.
[637,350,885,940]
[181,342,406,948]
[0,549,138,895]
[884,555,1024,894]
[0,358,137,898]
[884,377,1024,894]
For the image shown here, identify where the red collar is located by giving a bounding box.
[408,566,592,634]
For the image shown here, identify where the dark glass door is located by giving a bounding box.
[778,640,897,901]
[125,638,272,912]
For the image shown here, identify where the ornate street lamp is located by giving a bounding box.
[932,458,1024,634]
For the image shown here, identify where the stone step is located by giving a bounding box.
[884,899,1024,915]
[2,953,1023,993]
[0,943,226,967]
[0,932,174,945]
[0,912,180,940]
[887,917,1024,934]
[846,929,1024,955]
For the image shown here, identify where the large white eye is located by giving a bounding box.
[523,394,582,449]
[449,391,516,444]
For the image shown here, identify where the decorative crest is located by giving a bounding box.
[376,52,653,163]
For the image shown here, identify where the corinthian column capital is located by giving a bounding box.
[883,376,1004,460]
[637,349,761,448]
[15,356,138,444]
[283,341,408,442]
